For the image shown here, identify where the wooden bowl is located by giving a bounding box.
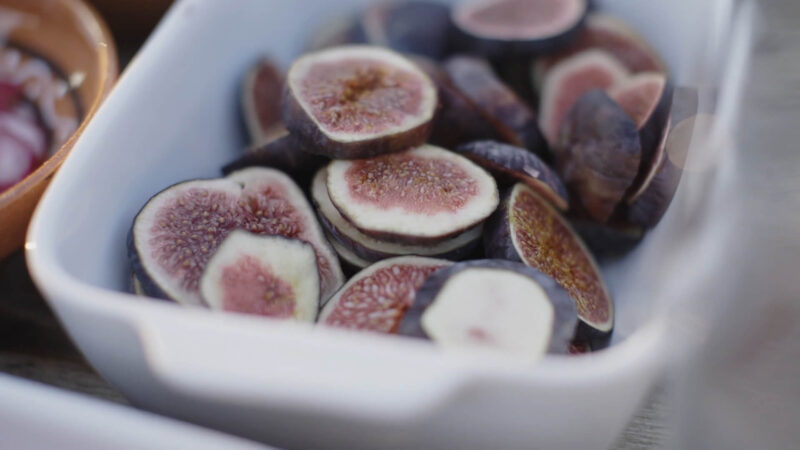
[0,0,118,260]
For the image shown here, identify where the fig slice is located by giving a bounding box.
[200,231,320,321]
[570,219,643,261]
[398,259,579,357]
[311,168,482,263]
[0,101,50,192]
[626,86,705,228]
[538,49,630,148]
[221,129,328,182]
[556,89,641,223]
[282,45,437,159]
[319,256,451,333]
[444,55,546,155]
[357,1,452,60]
[128,167,344,307]
[327,232,372,272]
[455,140,569,210]
[451,0,589,57]
[609,72,673,196]
[485,183,613,342]
[241,58,284,145]
[411,55,503,148]
[533,13,667,89]
[326,144,499,244]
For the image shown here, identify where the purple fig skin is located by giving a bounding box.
[222,131,328,178]
[570,219,643,260]
[556,89,641,223]
[397,259,579,354]
[450,0,588,58]
[490,57,539,112]
[411,55,505,148]
[444,55,547,156]
[456,140,569,210]
[355,1,453,61]
[484,183,613,347]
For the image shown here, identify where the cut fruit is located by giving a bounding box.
[200,231,320,321]
[444,55,546,155]
[533,13,667,89]
[484,183,613,341]
[357,1,452,60]
[319,256,451,333]
[626,86,703,228]
[398,259,578,356]
[411,55,503,148]
[283,45,437,159]
[609,72,673,196]
[0,102,49,192]
[556,89,641,222]
[312,168,482,262]
[326,144,499,244]
[452,0,588,57]
[241,58,284,145]
[538,49,629,148]
[327,232,372,272]
[455,140,568,210]
[221,130,328,180]
[128,167,343,307]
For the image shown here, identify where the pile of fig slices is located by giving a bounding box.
[128,0,709,359]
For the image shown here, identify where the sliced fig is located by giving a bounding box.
[609,72,673,196]
[485,183,613,342]
[327,232,372,273]
[221,130,328,181]
[538,49,629,148]
[319,256,451,333]
[326,144,499,244]
[626,87,705,228]
[444,55,546,155]
[533,13,667,89]
[283,45,437,159]
[356,1,452,60]
[311,168,482,262]
[570,219,643,260]
[451,0,588,57]
[199,231,320,321]
[398,259,579,356]
[455,140,568,210]
[556,89,641,222]
[411,55,503,148]
[0,100,49,192]
[241,58,284,145]
[128,167,344,307]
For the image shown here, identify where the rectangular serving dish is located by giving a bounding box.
[26,0,750,448]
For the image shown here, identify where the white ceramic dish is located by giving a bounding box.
[0,373,271,450]
[26,0,750,448]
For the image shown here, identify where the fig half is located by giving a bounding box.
[609,72,673,195]
[128,167,344,306]
[221,130,328,182]
[451,0,589,57]
[312,168,482,263]
[444,55,546,155]
[538,49,629,148]
[455,140,569,210]
[283,45,437,159]
[398,259,578,357]
[200,231,320,321]
[319,256,451,333]
[556,89,641,223]
[241,58,284,145]
[356,1,453,60]
[485,183,613,342]
[326,144,499,244]
[533,13,667,89]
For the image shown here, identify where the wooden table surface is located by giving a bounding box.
[0,249,667,449]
